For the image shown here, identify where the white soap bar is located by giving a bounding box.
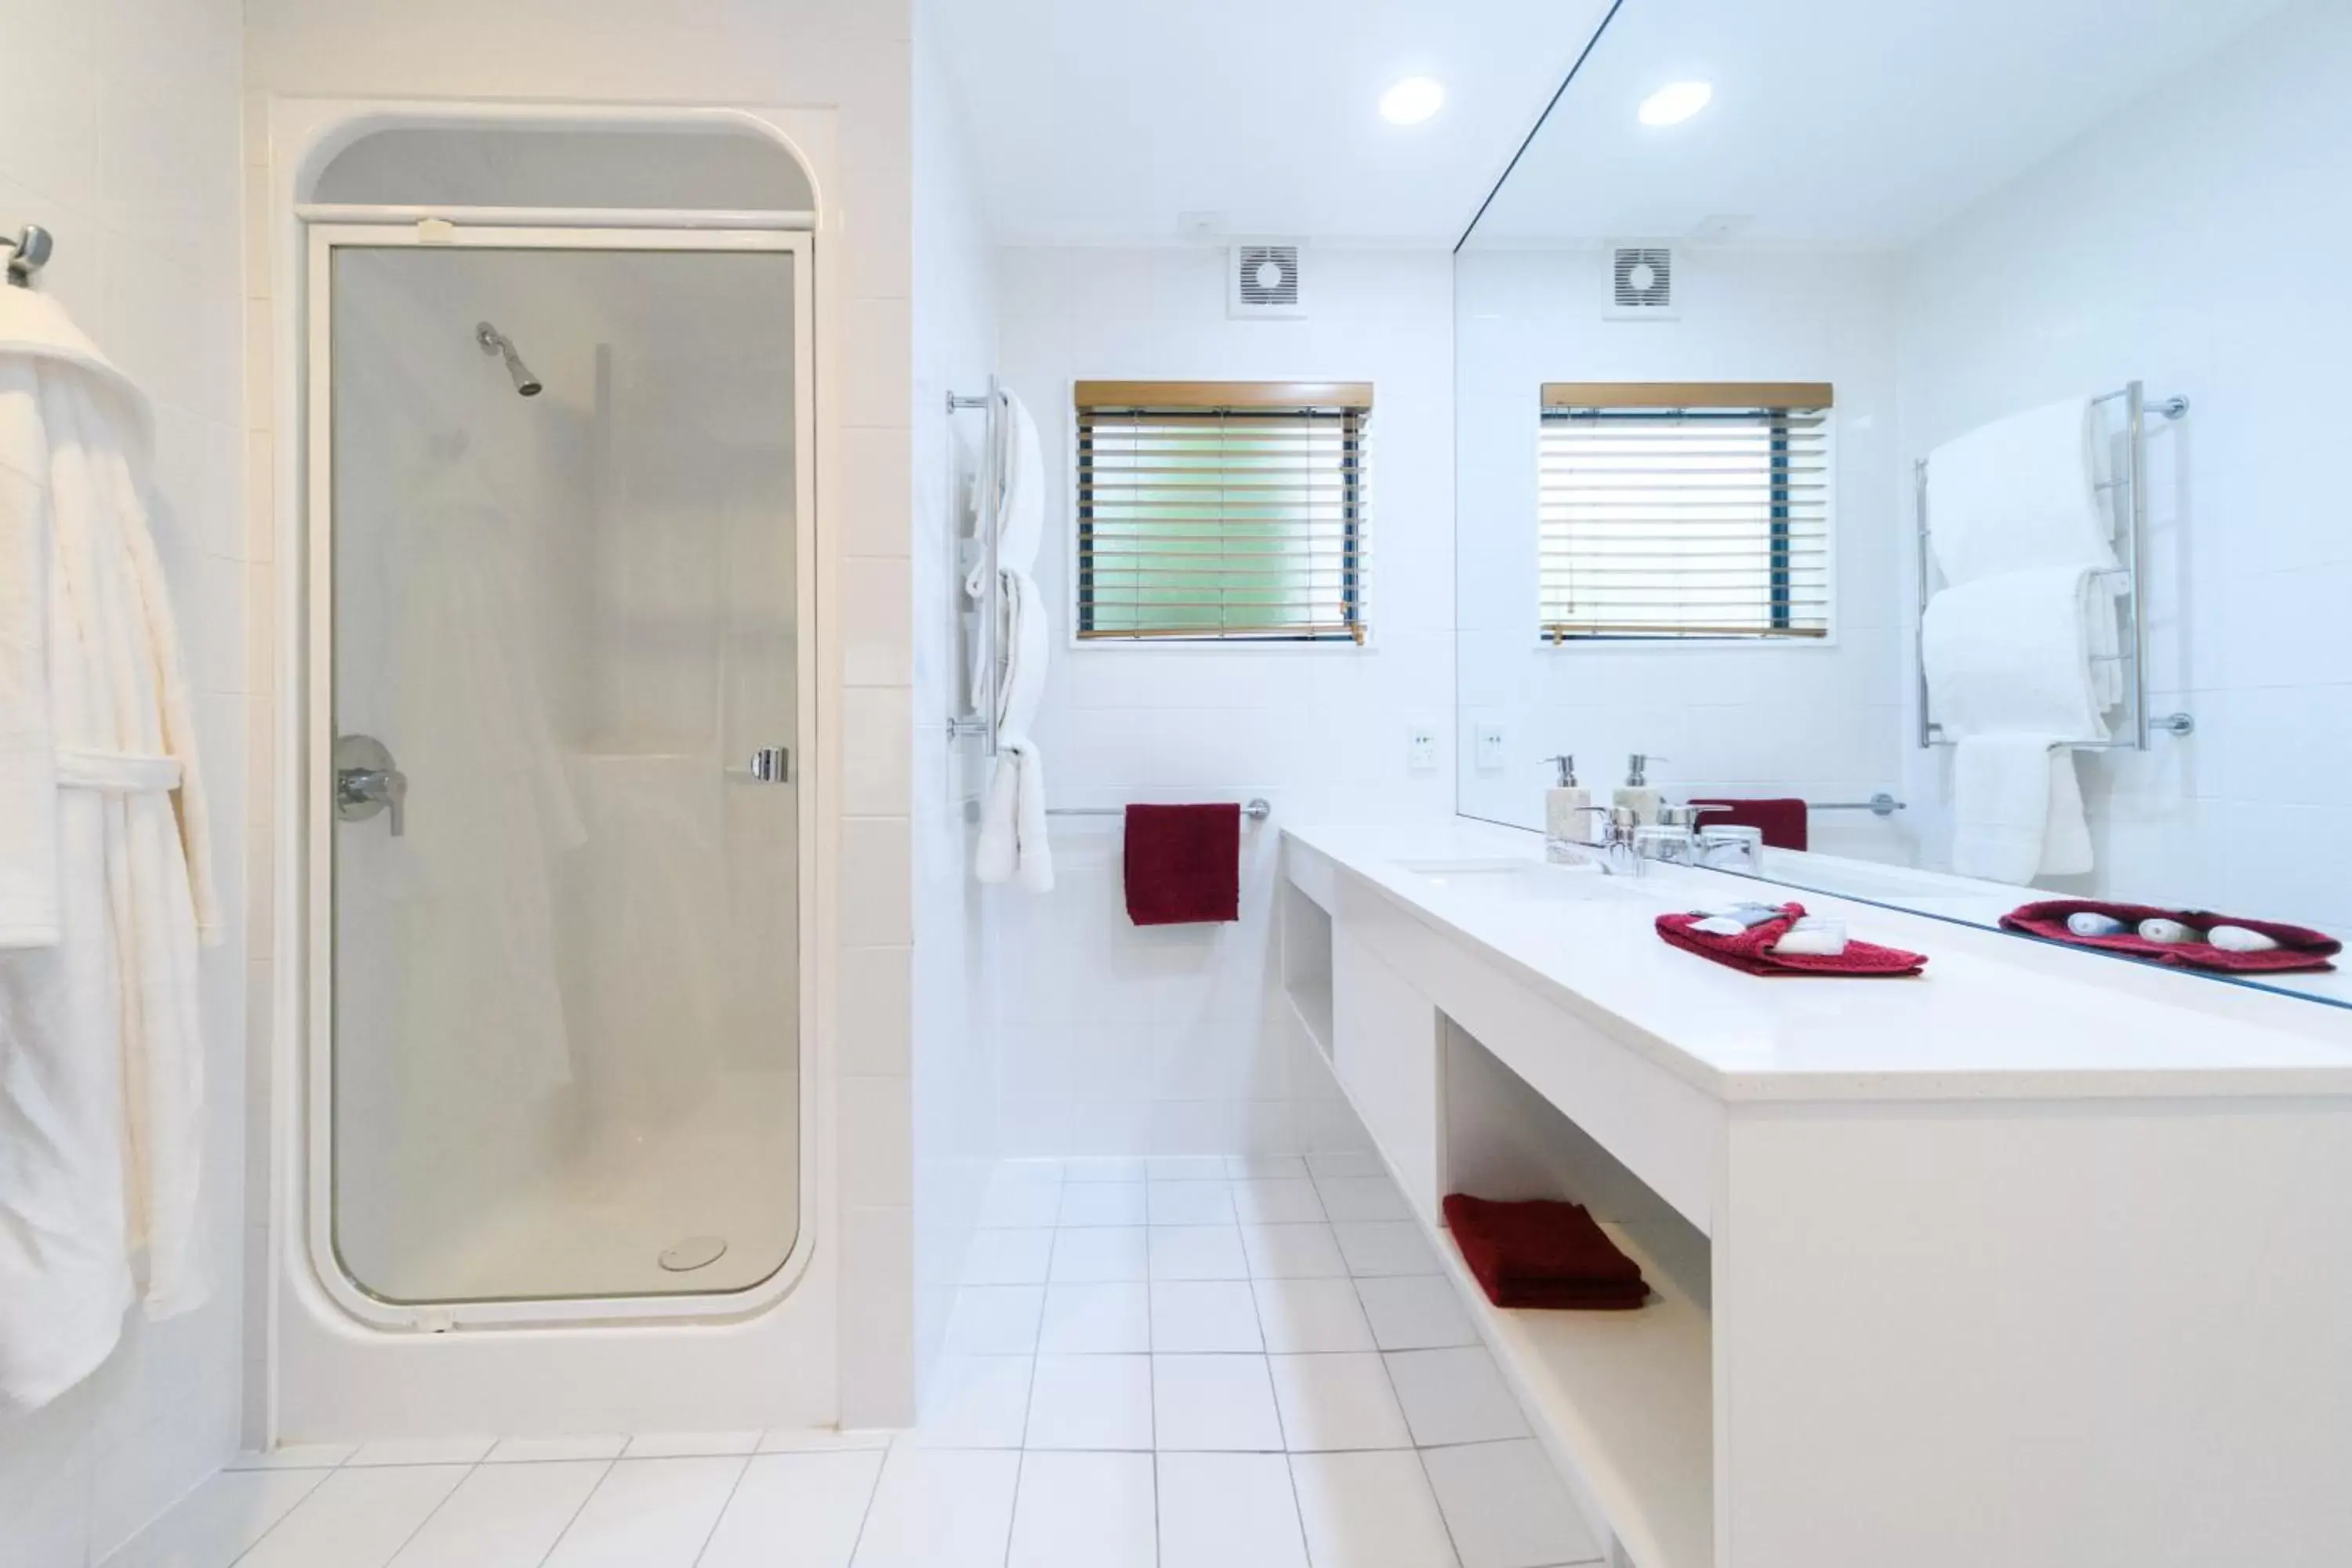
[2137,918,2205,945]
[1690,916,1749,938]
[2208,924,2279,953]
[2067,912,2129,938]
[1772,917,1849,957]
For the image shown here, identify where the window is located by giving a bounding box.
[1537,382,1833,641]
[1075,380,1370,643]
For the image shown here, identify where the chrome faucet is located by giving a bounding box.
[1569,804,1647,877]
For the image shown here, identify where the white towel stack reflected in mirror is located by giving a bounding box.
[971,393,1054,891]
[1921,397,2125,883]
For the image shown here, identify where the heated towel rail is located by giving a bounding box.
[1915,380,2194,753]
[947,379,1009,758]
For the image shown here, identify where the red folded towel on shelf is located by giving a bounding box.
[1123,804,1242,926]
[1688,797,1809,851]
[1654,903,1928,977]
[1443,1194,1650,1310]
[2001,900,2340,975]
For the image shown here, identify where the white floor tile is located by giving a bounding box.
[1149,1156,1230,1181]
[1306,1152,1386,1181]
[1158,1452,1308,1568]
[1048,1226,1149,1283]
[238,1465,470,1568]
[1229,1155,1312,1181]
[698,1450,886,1568]
[1152,1280,1266,1352]
[1421,1440,1603,1568]
[1252,1278,1376,1354]
[850,1448,1020,1568]
[1152,1355,1284,1451]
[103,1468,331,1568]
[226,1443,357,1472]
[1056,1182,1146,1227]
[543,1456,746,1568]
[1063,1156,1149,1182]
[1355,1276,1477,1351]
[757,1428,895,1454]
[1385,1348,1530,1447]
[1313,1176,1411,1224]
[944,1284,1047,1354]
[1038,1282,1152,1354]
[1235,1178,1327,1224]
[1025,1355,1155,1450]
[486,1435,630,1463]
[1268,1354,1413,1452]
[1149,1179,1237,1225]
[387,1459,607,1568]
[1333,1222,1440,1278]
[964,1228,1057,1285]
[982,1170,1065,1229]
[1009,1451,1156,1568]
[623,1430,763,1458]
[1241,1222,1348,1279]
[912,1356,1034,1448]
[1149,1225,1250,1280]
[347,1436,496,1467]
[1289,1450,1461,1568]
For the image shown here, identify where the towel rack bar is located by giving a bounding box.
[1809,795,1906,815]
[1048,798,1272,822]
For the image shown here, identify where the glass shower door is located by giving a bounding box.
[318,234,808,1308]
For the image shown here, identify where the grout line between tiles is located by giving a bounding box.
[683,1454,753,1568]
[532,1457,619,1567]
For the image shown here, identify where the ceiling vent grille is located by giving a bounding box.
[1229,244,1305,318]
[1607,245,1679,321]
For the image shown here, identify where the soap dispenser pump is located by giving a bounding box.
[1542,756,1592,863]
[1614,753,1664,826]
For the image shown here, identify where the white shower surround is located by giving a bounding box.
[256,97,862,1443]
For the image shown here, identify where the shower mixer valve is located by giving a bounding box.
[335,733,408,837]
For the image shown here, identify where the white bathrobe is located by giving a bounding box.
[0,289,220,1413]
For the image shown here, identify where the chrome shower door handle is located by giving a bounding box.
[335,734,408,837]
[728,746,793,785]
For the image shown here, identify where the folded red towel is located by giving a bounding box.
[1688,797,1809,851]
[1443,1194,1650,1311]
[1123,804,1242,926]
[1654,903,1928,977]
[2001,900,2339,975]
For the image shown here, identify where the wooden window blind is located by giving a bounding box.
[1075,380,1370,643]
[1537,383,1834,641]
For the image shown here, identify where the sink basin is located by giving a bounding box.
[1395,858,1626,902]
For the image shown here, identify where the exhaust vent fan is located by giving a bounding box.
[1229,244,1305,318]
[1606,244,1679,321]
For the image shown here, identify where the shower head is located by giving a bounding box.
[475,321,543,397]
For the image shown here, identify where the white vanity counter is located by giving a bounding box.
[1281,818,2352,1568]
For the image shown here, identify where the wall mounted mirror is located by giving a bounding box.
[1454,0,2348,1007]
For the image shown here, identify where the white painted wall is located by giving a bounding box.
[242,0,920,1431]
[1454,246,1913,864]
[1896,0,2352,939]
[0,1,252,1562]
[909,10,1001,1397]
[987,246,1456,1158]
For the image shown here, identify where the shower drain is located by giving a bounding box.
[657,1236,729,1272]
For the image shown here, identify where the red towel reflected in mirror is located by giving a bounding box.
[1688,797,1809,851]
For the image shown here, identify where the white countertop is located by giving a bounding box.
[1286,818,2352,1103]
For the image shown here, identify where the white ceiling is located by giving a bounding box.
[1468,0,2293,247]
[927,0,1619,246]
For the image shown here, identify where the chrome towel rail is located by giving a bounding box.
[1812,794,1905,816]
[946,380,1009,755]
[1049,798,1272,822]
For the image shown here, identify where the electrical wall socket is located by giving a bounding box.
[1476,724,1506,773]
[1408,726,1437,772]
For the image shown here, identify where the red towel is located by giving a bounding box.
[1443,1194,1649,1311]
[1688,797,1809,851]
[1654,903,1928,977]
[2001,900,2339,975]
[1123,804,1242,926]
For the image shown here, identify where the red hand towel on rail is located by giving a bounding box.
[1443,1194,1650,1311]
[1688,797,1809,851]
[1123,804,1242,926]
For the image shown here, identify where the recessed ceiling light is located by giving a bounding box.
[1380,77,1446,126]
[1638,81,1714,127]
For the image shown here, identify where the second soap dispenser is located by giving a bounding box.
[1613,753,1664,826]
[1542,755,1591,863]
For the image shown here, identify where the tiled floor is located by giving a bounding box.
[106,1157,1605,1568]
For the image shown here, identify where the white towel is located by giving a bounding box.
[1921,568,2111,744]
[1951,736,2092,883]
[1926,397,2118,586]
[1,289,217,1412]
[974,568,1054,891]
